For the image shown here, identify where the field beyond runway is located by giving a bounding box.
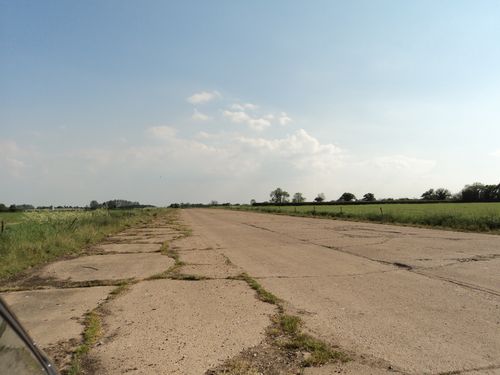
[182,209,500,374]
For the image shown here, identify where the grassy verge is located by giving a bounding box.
[229,202,500,233]
[0,208,167,280]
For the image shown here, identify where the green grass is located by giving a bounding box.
[273,314,348,367]
[67,310,102,375]
[0,212,26,227]
[0,208,168,280]
[232,202,500,233]
[238,273,281,305]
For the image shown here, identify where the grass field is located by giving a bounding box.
[0,211,26,226]
[232,203,500,233]
[0,209,166,280]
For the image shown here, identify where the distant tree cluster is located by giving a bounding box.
[0,204,34,212]
[420,188,452,201]
[246,182,500,206]
[419,183,500,202]
[89,199,151,209]
[457,182,500,202]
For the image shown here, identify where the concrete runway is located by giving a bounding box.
[181,209,500,375]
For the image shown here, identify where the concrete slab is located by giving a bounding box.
[180,264,241,279]
[418,257,500,294]
[170,235,217,251]
[304,362,394,375]
[259,272,500,374]
[91,279,274,375]
[107,235,177,244]
[1,287,113,348]
[95,243,161,254]
[177,250,230,265]
[39,253,174,282]
[180,209,500,375]
[122,228,180,236]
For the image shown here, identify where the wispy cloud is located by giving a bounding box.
[223,110,272,131]
[147,126,177,140]
[0,140,28,177]
[490,149,500,157]
[278,112,292,125]
[370,155,436,173]
[231,103,258,111]
[187,90,221,104]
[192,108,210,121]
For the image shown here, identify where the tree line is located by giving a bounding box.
[0,199,153,212]
[263,182,500,205]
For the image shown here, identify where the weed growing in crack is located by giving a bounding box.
[212,273,349,374]
[109,281,132,298]
[238,273,281,306]
[67,310,102,375]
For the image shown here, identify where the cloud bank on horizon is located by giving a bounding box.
[0,88,489,206]
[1,2,500,206]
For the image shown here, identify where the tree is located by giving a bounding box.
[292,192,306,203]
[482,184,500,201]
[459,182,500,201]
[434,188,451,201]
[106,200,117,209]
[210,200,218,206]
[250,199,256,205]
[421,188,436,200]
[338,192,356,202]
[270,188,290,204]
[0,203,7,212]
[362,193,376,202]
[89,200,100,210]
[314,193,325,203]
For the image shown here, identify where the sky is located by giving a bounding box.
[1,1,500,206]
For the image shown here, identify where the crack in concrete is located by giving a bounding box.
[239,221,500,297]
[253,269,403,280]
[435,363,500,375]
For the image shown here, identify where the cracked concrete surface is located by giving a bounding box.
[38,253,174,282]
[95,243,162,253]
[90,279,274,375]
[2,287,114,348]
[1,208,499,374]
[181,209,500,375]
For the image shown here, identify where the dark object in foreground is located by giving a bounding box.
[0,296,59,374]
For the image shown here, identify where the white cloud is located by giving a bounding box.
[490,149,500,157]
[223,110,272,131]
[187,90,220,104]
[0,140,28,177]
[371,155,436,173]
[231,103,259,111]
[192,109,210,121]
[236,129,344,170]
[147,126,177,140]
[278,112,292,125]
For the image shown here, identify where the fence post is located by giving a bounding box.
[1,220,4,234]
[380,207,384,218]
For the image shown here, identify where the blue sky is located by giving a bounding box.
[1,1,500,206]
